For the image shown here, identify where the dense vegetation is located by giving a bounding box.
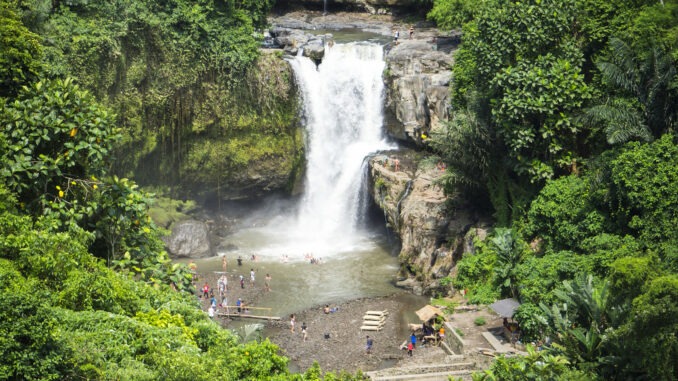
[0,0,353,379]
[428,0,678,379]
[18,0,303,202]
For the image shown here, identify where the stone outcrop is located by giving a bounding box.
[384,38,457,145]
[269,27,333,63]
[368,151,485,295]
[164,220,212,258]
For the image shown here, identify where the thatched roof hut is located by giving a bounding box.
[415,305,444,322]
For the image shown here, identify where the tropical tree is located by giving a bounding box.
[0,77,119,215]
[491,228,527,298]
[612,275,678,380]
[539,275,623,372]
[472,344,593,380]
[0,0,43,98]
[583,38,677,144]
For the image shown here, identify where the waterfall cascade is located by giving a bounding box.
[290,42,392,240]
[223,42,393,260]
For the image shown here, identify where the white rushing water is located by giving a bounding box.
[291,42,392,239]
[221,42,393,260]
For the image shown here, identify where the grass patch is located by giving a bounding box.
[148,197,199,228]
[431,297,459,315]
[474,317,487,326]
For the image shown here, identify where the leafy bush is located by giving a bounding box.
[512,303,547,343]
[473,317,486,326]
[525,175,606,252]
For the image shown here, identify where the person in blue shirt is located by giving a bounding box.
[410,332,417,349]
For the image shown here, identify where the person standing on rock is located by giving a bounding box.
[409,25,414,39]
[290,314,296,333]
[366,335,374,354]
[239,275,245,289]
[407,342,414,356]
[250,268,256,285]
[410,332,417,349]
[222,256,228,272]
[301,322,308,342]
[393,29,399,45]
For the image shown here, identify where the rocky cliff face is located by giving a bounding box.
[384,38,457,145]
[368,151,485,295]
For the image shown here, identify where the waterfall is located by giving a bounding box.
[287,42,393,252]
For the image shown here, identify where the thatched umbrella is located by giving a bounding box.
[415,305,444,322]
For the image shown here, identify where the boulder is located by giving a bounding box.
[302,36,329,63]
[269,27,332,61]
[165,220,212,258]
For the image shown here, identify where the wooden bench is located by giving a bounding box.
[363,315,386,321]
[362,320,385,327]
[365,310,389,316]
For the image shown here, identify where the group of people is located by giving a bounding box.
[193,254,276,321]
[289,314,308,341]
[392,25,415,45]
[304,253,322,264]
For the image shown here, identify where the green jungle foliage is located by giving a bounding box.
[430,0,677,379]
[14,0,302,201]
[0,1,360,379]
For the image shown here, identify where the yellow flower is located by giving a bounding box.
[56,185,61,190]
[58,190,64,198]
[93,184,98,190]
[71,181,76,185]
[69,128,77,137]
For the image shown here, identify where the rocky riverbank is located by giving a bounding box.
[195,265,496,377]
[195,267,429,374]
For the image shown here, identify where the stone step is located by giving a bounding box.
[366,369,475,381]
